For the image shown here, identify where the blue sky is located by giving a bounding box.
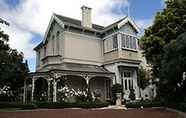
[0,0,164,72]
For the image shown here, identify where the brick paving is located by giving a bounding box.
[0,108,179,118]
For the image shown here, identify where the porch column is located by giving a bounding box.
[47,79,51,102]
[31,77,35,102]
[53,79,57,102]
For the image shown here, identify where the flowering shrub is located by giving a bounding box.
[57,86,93,102]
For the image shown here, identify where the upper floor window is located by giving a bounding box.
[37,51,40,65]
[112,34,118,49]
[121,33,137,50]
[56,31,60,55]
[44,46,46,57]
[104,34,118,53]
[52,35,55,55]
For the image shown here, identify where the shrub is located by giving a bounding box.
[166,102,186,112]
[125,100,163,108]
[35,101,109,109]
[129,89,136,100]
[111,84,123,103]
[0,102,37,109]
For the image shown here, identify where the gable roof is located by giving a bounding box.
[34,13,140,50]
[55,14,104,31]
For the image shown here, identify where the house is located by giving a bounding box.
[30,6,143,102]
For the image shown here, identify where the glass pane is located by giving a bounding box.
[133,37,136,49]
[124,71,131,77]
[125,80,127,90]
[128,80,131,89]
[126,35,129,48]
[112,34,118,49]
[121,34,126,48]
[129,36,133,49]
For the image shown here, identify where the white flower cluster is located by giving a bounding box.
[0,86,10,94]
[57,86,87,98]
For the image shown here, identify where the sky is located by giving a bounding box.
[0,0,165,72]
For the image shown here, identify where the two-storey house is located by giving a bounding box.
[30,6,142,102]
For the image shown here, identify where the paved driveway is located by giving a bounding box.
[0,108,179,118]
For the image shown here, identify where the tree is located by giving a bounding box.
[0,18,29,101]
[160,32,186,102]
[140,0,186,102]
[139,67,151,90]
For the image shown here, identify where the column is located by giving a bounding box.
[23,79,26,103]
[31,77,35,102]
[47,79,51,102]
[53,79,57,102]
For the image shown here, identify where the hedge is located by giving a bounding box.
[0,101,109,109]
[125,100,163,108]
[0,102,37,109]
[166,103,186,112]
[35,101,109,109]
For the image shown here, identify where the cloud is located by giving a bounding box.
[0,0,129,71]
[136,19,153,29]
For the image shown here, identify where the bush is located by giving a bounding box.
[35,101,109,109]
[125,100,163,108]
[129,89,136,100]
[166,103,186,112]
[111,84,123,103]
[0,102,37,109]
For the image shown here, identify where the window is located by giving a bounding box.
[124,71,132,77]
[52,35,55,55]
[129,36,133,49]
[37,51,40,65]
[112,34,118,49]
[122,34,126,48]
[44,47,46,57]
[104,34,118,53]
[121,34,138,50]
[132,37,137,49]
[123,71,134,90]
[56,31,60,55]
[125,80,128,90]
[128,80,131,89]
[126,35,129,48]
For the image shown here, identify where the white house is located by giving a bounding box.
[30,6,144,102]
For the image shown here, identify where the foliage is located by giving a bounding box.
[129,89,136,100]
[35,101,109,109]
[139,67,151,89]
[111,84,123,102]
[125,100,163,108]
[159,33,186,102]
[166,102,186,112]
[0,18,29,101]
[34,78,48,101]
[0,102,37,109]
[140,0,186,102]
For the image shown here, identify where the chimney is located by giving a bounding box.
[81,6,92,28]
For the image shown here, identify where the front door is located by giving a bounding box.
[121,71,134,100]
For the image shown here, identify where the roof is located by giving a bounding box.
[103,16,127,31]
[39,63,114,74]
[55,14,105,31]
[34,14,139,50]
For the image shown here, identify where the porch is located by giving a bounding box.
[24,63,115,103]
